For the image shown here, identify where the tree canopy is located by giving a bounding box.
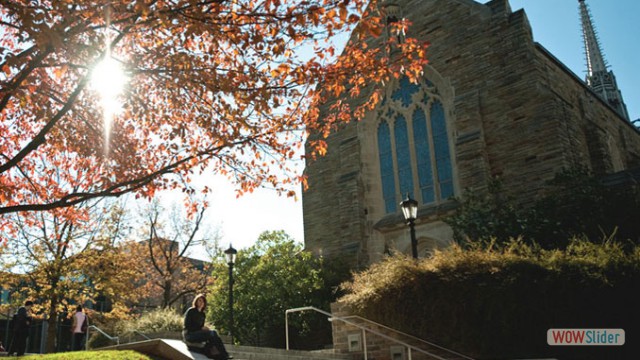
[0,0,428,224]
[207,230,325,347]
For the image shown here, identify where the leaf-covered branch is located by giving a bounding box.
[1,0,428,220]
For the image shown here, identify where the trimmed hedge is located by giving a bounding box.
[340,240,640,359]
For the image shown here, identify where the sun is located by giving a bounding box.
[90,55,128,150]
[91,55,127,114]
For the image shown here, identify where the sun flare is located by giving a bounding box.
[91,55,128,150]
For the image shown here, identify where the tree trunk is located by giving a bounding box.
[45,296,59,353]
[162,279,172,308]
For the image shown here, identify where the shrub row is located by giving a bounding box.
[340,240,640,359]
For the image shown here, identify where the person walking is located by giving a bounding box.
[71,305,88,351]
[183,294,232,360]
[8,300,33,356]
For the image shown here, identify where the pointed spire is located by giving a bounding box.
[579,0,606,75]
[578,0,630,121]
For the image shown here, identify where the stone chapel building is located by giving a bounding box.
[302,0,640,269]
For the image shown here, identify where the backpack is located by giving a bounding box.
[81,316,88,333]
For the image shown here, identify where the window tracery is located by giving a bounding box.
[377,76,454,213]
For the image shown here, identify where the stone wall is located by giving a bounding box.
[303,118,370,268]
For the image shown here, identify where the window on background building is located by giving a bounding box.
[376,76,454,214]
[0,288,9,304]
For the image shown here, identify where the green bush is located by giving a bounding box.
[340,240,640,359]
[115,308,183,345]
[88,308,183,349]
[128,307,183,334]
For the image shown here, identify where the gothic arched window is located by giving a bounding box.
[376,76,454,214]
[377,121,396,213]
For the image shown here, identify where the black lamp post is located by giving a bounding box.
[400,194,419,259]
[224,244,237,343]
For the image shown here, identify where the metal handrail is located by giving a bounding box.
[340,315,474,360]
[86,325,120,350]
[285,306,475,360]
[133,330,151,340]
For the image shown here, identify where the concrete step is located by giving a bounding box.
[228,345,350,360]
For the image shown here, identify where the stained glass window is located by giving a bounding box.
[391,76,420,107]
[378,121,396,213]
[413,108,434,203]
[377,76,454,214]
[394,114,414,199]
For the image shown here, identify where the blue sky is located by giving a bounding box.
[178,0,640,251]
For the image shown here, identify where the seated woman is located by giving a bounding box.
[183,294,232,360]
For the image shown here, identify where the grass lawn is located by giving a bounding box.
[21,350,155,359]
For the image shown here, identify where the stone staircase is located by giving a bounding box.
[86,314,476,360]
[228,345,351,360]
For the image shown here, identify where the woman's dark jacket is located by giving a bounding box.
[13,306,31,335]
[183,307,205,333]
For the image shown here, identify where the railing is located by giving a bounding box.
[132,330,151,340]
[339,315,474,360]
[86,325,119,350]
[285,306,474,360]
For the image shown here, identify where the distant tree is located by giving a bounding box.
[207,231,324,347]
[0,201,141,353]
[132,199,218,309]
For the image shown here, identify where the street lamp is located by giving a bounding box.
[378,0,405,48]
[379,0,401,24]
[224,244,237,343]
[400,194,419,259]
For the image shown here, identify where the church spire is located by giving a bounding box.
[578,0,630,120]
